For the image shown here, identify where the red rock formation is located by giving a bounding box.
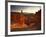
[11,9,41,31]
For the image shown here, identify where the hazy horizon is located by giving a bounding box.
[11,5,41,14]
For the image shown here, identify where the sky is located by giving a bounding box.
[11,5,41,14]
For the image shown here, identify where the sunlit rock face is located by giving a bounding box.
[11,9,41,31]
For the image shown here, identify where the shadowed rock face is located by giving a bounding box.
[11,9,41,31]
